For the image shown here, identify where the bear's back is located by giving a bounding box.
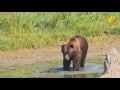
[74,35,88,58]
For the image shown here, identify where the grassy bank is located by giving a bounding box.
[0,12,120,51]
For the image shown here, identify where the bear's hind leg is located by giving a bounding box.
[80,58,85,67]
[73,60,80,71]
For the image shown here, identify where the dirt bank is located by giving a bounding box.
[0,39,120,67]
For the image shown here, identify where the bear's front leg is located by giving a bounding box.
[63,59,71,71]
[80,58,85,67]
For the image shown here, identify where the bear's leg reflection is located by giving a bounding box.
[64,74,87,78]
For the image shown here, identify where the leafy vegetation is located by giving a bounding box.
[0,12,120,51]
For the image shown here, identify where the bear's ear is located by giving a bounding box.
[70,44,74,48]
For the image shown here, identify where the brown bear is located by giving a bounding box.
[61,35,88,71]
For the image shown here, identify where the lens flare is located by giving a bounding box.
[108,16,116,24]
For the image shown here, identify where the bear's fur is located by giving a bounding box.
[61,35,88,71]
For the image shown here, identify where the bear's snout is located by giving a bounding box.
[65,54,70,60]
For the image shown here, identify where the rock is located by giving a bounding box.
[100,47,120,78]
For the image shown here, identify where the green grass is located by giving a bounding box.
[0,65,36,78]
[0,12,120,51]
[86,57,105,64]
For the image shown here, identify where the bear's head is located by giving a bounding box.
[61,44,77,61]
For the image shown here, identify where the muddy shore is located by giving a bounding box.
[0,40,120,68]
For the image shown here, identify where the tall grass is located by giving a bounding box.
[0,12,120,51]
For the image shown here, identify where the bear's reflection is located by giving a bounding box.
[64,73,101,78]
[64,74,87,78]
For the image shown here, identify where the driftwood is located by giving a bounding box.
[100,47,120,78]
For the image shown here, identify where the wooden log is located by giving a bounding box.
[100,47,120,78]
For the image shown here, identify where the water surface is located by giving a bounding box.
[0,57,104,78]
[30,63,103,78]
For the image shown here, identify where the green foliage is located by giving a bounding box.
[0,12,120,51]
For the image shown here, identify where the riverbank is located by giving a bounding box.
[0,36,120,67]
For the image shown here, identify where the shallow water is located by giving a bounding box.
[0,57,104,78]
[30,63,103,78]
